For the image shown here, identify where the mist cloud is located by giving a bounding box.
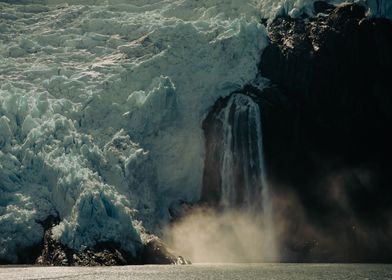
[164,207,278,263]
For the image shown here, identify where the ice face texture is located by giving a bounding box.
[0,0,267,262]
[1,0,390,263]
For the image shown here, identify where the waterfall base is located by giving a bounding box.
[197,93,277,263]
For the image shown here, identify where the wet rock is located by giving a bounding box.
[35,222,190,266]
[36,229,135,266]
[260,2,392,165]
[201,86,299,207]
[35,214,138,266]
[176,256,191,265]
[140,236,191,265]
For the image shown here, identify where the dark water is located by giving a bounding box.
[1,263,392,280]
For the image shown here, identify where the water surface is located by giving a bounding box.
[1,263,392,280]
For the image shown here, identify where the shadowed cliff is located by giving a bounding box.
[202,2,392,262]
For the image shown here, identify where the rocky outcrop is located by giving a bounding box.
[35,230,190,266]
[34,215,136,266]
[35,231,190,266]
[260,2,392,165]
[258,2,392,262]
[33,215,189,266]
[141,237,191,265]
[202,2,392,262]
[36,232,133,266]
[201,87,297,207]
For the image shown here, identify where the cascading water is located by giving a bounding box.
[219,93,276,261]
[197,93,277,262]
[217,93,269,212]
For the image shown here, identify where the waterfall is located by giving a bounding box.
[184,92,278,262]
[214,93,276,262]
[217,93,269,212]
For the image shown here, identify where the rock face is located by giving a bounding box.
[32,215,187,266]
[202,2,392,262]
[261,2,392,167]
[36,230,188,266]
[37,234,130,266]
[202,86,298,207]
[259,3,392,262]
[141,237,191,265]
[34,215,135,266]
[36,229,191,266]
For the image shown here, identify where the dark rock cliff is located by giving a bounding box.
[202,2,392,262]
[261,2,392,262]
[21,215,187,266]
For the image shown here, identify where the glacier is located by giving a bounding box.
[0,0,268,263]
[0,0,391,263]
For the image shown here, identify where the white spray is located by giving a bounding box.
[166,93,277,263]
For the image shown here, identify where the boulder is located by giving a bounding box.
[141,236,190,265]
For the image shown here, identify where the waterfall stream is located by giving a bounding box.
[173,93,277,262]
[219,94,276,261]
[217,93,269,212]
[207,93,277,261]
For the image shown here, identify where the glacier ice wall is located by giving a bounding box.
[0,0,267,262]
[1,0,391,263]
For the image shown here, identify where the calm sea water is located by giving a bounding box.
[1,263,392,280]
